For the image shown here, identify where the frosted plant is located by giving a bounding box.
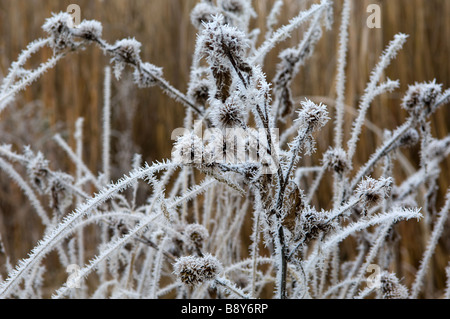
[0,0,449,300]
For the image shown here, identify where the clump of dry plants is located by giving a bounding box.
[0,0,449,299]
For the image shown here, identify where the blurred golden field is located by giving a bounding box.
[0,0,449,297]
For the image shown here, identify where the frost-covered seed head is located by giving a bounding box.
[201,15,248,67]
[397,128,419,148]
[185,224,209,251]
[296,207,333,243]
[402,81,442,117]
[188,78,211,106]
[295,99,330,132]
[42,12,73,35]
[242,163,261,181]
[356,177,393,207]
[211,98,244,129]
[75,20,103,40]
[42,12,76,52]
[220,0,246,15]
[133,63,163,88]
[191,2,220,29]
[112,38,142,64]
[323,148,349,174]
[380,272,409,299]
[173,254,222,286]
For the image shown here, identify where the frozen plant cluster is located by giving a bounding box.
[0,0,450,299]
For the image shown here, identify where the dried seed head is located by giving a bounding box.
[356,177,393,207]
[185,224,209,251]
[296,207,333,244]
[112,38,142,64]
[201,15,248,67]
[133,62,163,88]
[402,81,442,117]
[397,128,419,148]
[210,97,244,129]
[42,12,76,52]
[380,272,409,299]
[110,38,143,80]
[220,0,247,15]
[198,254,223,281]
[188,78,211,106]
[75,20,103,40]
[323,147,349,174]
[42,12,73,34]
[173,254,222,286]
[191,2,220,29]
[295,99,330,133]
[242,163,261,181]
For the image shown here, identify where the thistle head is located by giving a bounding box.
[173,254,223,286]
[402,80,442,118]
[184,224,209,252]
[42,12,73,35]
[397,128,419,149]
[380,272,409,299]
[296,206,333,244]
[75,20,103,40]
[295,99,330,133]
[188,78,211,106]
[191,2,220,29]
[323,148,349,174]
[200,15,248,67]
[356,177,393,208]
[110,38,143,79]
[220,0,249,16]
[210,97,245,129]
[112,38,142,64]
[42,12,76,52]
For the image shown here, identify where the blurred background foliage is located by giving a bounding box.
[0,0,449,297]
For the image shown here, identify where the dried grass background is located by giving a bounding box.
[0,0,449,297]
